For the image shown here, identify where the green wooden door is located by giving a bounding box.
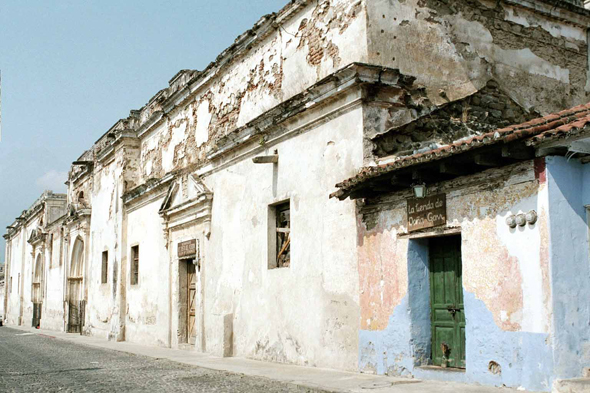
[429,236,465,368]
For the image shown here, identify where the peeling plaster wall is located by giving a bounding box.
[140,0,368,183]
[365,0,588,117]
[85,157,120,339]
[357,161,556,391]
[201,105,364,370]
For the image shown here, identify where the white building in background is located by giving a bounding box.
[0,264,4,319]
[3,1,590,391]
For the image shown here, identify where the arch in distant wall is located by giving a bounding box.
[32,253,43,303]
[68,237,85,303]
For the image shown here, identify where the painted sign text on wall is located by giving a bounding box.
[407,194,446,232]
[178,239,197,258]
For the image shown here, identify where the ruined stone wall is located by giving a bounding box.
[356,160,554,391]
[361,0,590,164]
[139,0,368,183]
[372,80,535,157]
[367,0,588,114]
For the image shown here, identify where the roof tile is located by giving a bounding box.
[331,101,590,200]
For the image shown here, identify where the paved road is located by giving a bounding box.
[0,327,313,392]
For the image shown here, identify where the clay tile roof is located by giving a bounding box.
[331,101,590,200]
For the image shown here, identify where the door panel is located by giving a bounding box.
[430,236,465,368]
[187,263,197,346]
[68,302,80,333]
[32,303,42,328]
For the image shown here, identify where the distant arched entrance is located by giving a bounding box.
[32,254,43,328]
[67,237,85,333]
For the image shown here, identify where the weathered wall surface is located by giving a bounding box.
[356,161,555,391]
[366,0,588,114]
[201,103,364,370]
[20,218,40,327]
[125,197,170,347]
[362,0,590,164]
[86,156,119,339]
[546,156,590,381]
[42,226,67,332]
[4,234,21,326]
[139,0,368,183]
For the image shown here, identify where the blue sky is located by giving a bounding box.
[0,1,286,262]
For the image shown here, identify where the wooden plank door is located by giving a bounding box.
[429,236,465,368]
[187,262,197,346]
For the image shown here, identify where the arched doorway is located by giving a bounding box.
[67,237,85,333]
[32,254,43,328]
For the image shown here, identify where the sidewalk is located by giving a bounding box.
[7,325,533,393]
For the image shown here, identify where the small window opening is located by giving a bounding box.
[130,245,139,285]
[101,251,108,284]
[49,234,54,268]
[270,201,290,269]
[78,191,85,203]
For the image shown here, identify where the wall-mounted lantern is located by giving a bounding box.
[412,183,427,199]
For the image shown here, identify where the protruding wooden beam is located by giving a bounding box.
[501,146,534,160]
[536,146,568,157]
[72,160,93,166]
[439,162,471,176]
[252,155,279,164]
[412,168,440,183]
[390,175,412,187]
[349,188,376,200]
[474,153,503,167]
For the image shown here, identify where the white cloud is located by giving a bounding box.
[36,170,68,192]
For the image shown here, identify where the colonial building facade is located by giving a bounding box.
[3,0,590,391]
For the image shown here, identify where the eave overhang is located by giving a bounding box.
[332,102,590,201]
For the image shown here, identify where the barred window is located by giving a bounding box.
[101,251,108,284]
[131,246,139,285]
[269,201,290,269]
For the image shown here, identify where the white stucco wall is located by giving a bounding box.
[125,197,170,347]
[200,104,364,370]
[86,158,120,339]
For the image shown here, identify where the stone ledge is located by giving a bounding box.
[417,366,466,373]
[553,377,590,393]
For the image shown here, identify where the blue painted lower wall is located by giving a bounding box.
[359,291,554,391]
[359,236,554,392]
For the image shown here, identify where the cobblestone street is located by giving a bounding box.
[0,327,312,392]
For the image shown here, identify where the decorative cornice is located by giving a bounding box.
[207,63,420,161]
[123,173,175,211]
[28,228,47,247]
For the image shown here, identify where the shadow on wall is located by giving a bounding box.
[358,238,554,392]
